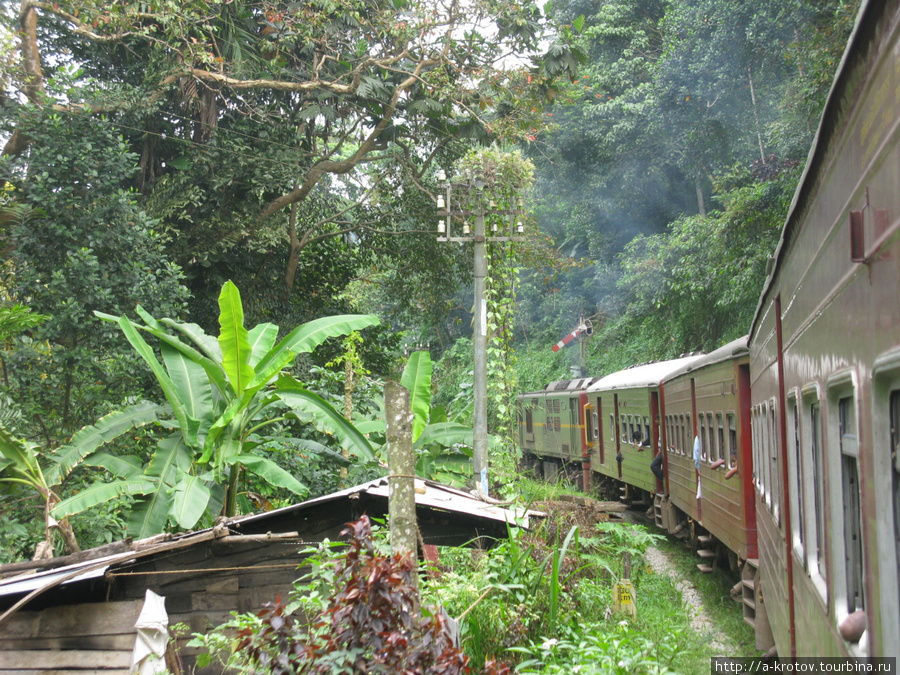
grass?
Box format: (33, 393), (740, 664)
(492, 472), (760, 671)
(655, 535), (758, 657)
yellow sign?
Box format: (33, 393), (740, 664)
(612, 580), (637, 618)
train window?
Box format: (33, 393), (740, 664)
(682, 413), (690, 455)
(838, 395), (865, 616)
(809, 400), (826, 582)
(699, 414), (708, 461)
(755, 408), (762, 491)
(592, 411), (599, 440)
(770, 403), (780, 523)
(761, 405), (771, 506)
(610, 413), (615, 442)
(585, 406), (594, 441)
(842, 453), (865, 614)
(762, 403), (773, 508)
(751, 406), (761, 493)
(727, 413), (737, 469)
(620, 416), (627, 441)
(526, 407), (534, 434)
(716, 413), (724, 464)
(788, 395), (805, 562)
(891, 391), (900, 627)
(643, 417), (651, 448)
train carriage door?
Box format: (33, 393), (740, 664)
(738, 363), (757, 559)
(580, 391), (591, 490)
(597, 397), (605, 465)
(614, 394), (623, 478)
(525, 403), (534, 443)
(569, 396), (580, 458)
(650, 391), (662, 493)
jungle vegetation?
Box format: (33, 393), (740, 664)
(0, 0), (857, 560)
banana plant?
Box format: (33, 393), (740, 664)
(51, 280), (379, 538)
(356, 351), (477, 486)
(0, 424), (82, 555)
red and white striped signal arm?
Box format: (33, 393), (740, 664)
(551, 322), (590, 352)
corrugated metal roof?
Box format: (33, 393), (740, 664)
(0, 554), (126, 596)
(0, 479), (534, 601)
(231, 477), (536, 529)
(587, 355), (704, 392)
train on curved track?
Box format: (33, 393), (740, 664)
(516, 0), (900, 658)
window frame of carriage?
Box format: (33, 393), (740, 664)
(787, 389), (805, 567)
(800, 381), (828, 605)
(826, 369), (864, 635)
(872, 348), (900, 652)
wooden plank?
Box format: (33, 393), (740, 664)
(169, 610), (234, 635)
(0, 634), (134, 652)
(192, 592), (237, 612)
(238, 583), (298, 613)
(205, 576), (239, 595)
(0, 649), (132, 669)
(0, 601), (142, 641)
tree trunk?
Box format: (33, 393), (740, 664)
(1, 0), (45, 179)
(696, 184), (707, 218)
(385, 380), (418, 599)
(225, 464), (241, 517)
(748, 66), (766, 164)
(284, 190), (301, 296)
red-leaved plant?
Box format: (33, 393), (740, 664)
(235, 516), (511, 674)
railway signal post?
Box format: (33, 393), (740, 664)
(436, 169), (525, 498)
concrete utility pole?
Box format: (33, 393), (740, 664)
(385, 380), (417, 595)
(436, 171), (524, 499)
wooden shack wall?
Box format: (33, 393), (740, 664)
(0, 599), (144, 674)
(110, 537), (329, 672)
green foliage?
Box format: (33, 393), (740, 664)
(192, 516), (486, 675)
(512, 621), (684, 674)
(400, 351), (433, 443)
(614, 173), (796, 353)
(0, 108), (189, 441)
(429, 506), (663, 669)
(514, 0), (856, 370)
(50, 281), (380, 537)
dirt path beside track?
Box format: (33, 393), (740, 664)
(644, 545), (735, 654)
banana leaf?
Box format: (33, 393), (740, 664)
(400, 351), (432, 443)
